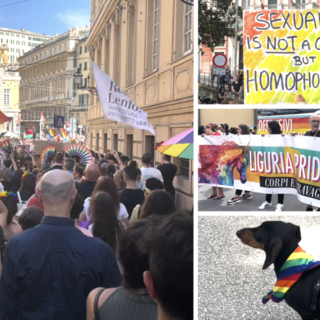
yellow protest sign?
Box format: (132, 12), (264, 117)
(244, 10), (320, 104)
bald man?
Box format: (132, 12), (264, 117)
(0, 170), (121, 320)
(76, 163), (100, 200)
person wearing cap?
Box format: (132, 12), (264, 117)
(201, 123), (225, 200)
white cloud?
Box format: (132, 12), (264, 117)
(55, 8), (90, 28)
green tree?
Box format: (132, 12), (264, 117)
(199, 0), (242, 54)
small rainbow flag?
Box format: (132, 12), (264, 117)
(61, 128), (69, 140)
(48, 127), (55, 138)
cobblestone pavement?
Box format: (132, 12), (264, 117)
(198, 216), (320, 320)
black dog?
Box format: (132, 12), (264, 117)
(237, 221), (320, 320)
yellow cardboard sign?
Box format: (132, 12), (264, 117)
(244, 10), (320, 104)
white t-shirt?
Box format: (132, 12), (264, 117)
(83, 198), (129, 221)
(140, 167), (164, 188)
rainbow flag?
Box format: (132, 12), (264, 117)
(48, 127), (55, 138)
(61, 128), (69, 140)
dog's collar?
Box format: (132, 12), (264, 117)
(262, 246), (320, 304)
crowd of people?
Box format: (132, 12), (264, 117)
(0, 140), (193, 320)
(199, 114), (320, 211)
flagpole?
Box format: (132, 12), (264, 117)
(234, 0), (239, 79)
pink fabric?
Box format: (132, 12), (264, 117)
(75, 225), (93, 237)
(27, 197), (44, 211)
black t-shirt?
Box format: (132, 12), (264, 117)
(304, 130), (320, 137)
(18, 190), (34, 202)
(76, 180), (97, 200)
(1, 181), (14, 192)
(46, 165), (64, 172)
(232, 81), (241, 93)
(120, 189), (144, 218)
(157, 163), (177, 198)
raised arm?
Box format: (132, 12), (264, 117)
(9, 154), (18, 171)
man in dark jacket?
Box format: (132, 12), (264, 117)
(0, 170), (121, 320)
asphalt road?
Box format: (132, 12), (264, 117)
(198, 185), (309, 212)
(198, 216), (320, 320)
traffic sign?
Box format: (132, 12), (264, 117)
(212, 53), (227, 68)
(212, 68), (226, 76)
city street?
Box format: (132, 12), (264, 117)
(198, 216), (320, 320)
(199, 185), (308, 212)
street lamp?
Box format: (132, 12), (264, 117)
(73, 68), (98, 95)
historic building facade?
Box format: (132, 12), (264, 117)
(0, 27), (52, 64)
(87, 0), (193, 209)
(18, 27), (89, 133)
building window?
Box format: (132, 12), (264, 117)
(16, 41), (20, 45)
(16, 34), (20, 37)
(152, 0), (159, 71)
(84, 78), (87, 88)
(16, 49), (20, 53)
(180, 159), (190, 178)
(85, 46), (88, 53)
(84, 62), (87, 70)
(184, 4), (192, 53)
(10, 40), (14, 44)
(79, 63), (82, 71)
(22, 41), (25, 45)
(4, 89), (10, 106)
(0, 39), (2, 43)
(10, 48), (14, 52)
(79, 46), (82, 54)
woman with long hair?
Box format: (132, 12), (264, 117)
(219, 123), (230, 135)
(259, 121), (285, 211)
(86, 220), (157, 320)
(18, 172), (36, 202)
(130, 178), (164, 225)
(227, 124), (252, 204)
(90, 192), (124, 253)
(0, 169), (13, 192)
(202, 123), (225, 200)
(0, 193), (22, 241)
(139, 190), (176, 220)
(12, 170), (23, 193)
(83, 177), (129, 227)
(217, 87), (227, 104)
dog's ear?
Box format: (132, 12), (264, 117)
(287, 223), (301, 243)
(263, 237), (282, 270)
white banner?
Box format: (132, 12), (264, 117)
(199, 134), (320, 207)
(92, 62), (155, 135)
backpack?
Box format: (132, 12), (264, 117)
(16, 192), (35, 216)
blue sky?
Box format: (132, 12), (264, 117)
(0, 0), (91, 35)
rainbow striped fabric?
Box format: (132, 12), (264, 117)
(48, 127), (55, 138)
(262, 246), (320, 304)
(61, 128), (69, 140)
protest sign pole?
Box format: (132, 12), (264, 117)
(234, 0), (239, 79)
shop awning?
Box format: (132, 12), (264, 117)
(0, 110), (10, 125)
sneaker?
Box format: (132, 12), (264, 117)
(227, 197), (241, 205)
(259, 201), (272, 210)
(275, 204), (284, 212)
